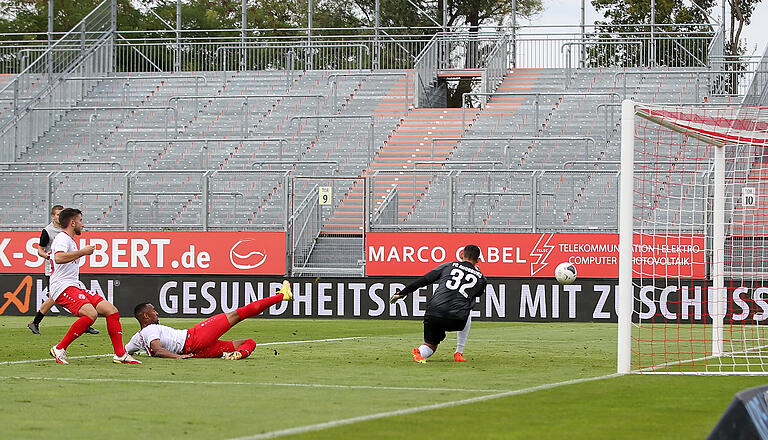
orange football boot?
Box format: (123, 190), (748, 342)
(412, 348), (426, 363)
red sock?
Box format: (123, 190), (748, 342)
(106, 312), (126, 357)
(235, 339), (256, 358)
(236, 294), (283, 320)
(57, 315), (95, 350)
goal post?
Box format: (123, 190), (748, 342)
(618, 100), (768, 375)
(617, 99), (634, 374)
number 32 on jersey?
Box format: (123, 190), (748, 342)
(445, 268), (478, 298)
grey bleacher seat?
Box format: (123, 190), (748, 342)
(1, 64), (709, 233)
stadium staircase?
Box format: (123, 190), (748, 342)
(291, 72), (414, 271)
(322, 107), (479, 234)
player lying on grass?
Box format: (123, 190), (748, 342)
(389, 244), (487, 363)
(125, 281), (292, 360)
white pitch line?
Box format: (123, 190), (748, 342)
(0, 337), (367, 366)
(0, 375), (506, 394)
(0, 354), (112, 365)
(257, 337), (366, 346)
(227, 373), (624, 440)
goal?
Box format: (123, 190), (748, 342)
(618, 100), (768, 374)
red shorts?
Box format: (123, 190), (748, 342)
(55, 286), (104, 315)
(182, 313), (236, 358)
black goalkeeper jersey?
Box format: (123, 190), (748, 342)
(400, 261), (488, 321)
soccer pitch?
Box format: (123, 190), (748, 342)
(1, 317), (766, 439)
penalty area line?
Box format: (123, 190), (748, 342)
(227, 373), (623, 440)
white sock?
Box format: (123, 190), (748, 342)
(418, 344), (435, 359)
(456, 316), (471, 353)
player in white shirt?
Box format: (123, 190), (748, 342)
(48, 208), (141, 365)
(28, 204), (98, 335)
(126, 281), (293, 360)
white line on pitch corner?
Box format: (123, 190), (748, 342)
(0, 337), (365, 366)
(0, 376), (506, 394)
(227, 373), (624, 440)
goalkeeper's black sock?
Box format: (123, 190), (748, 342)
(32, 312), (45, 326)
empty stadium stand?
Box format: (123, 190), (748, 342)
(1, 11), (760, 274)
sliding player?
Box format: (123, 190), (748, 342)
(390, 244), (487, 363)
(125, 281), (292, 360)
(48, 208), (140, 365)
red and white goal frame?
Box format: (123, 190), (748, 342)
(618, 100), (768, 375)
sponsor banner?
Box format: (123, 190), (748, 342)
(0, 231), (286, 275)
(3, 274), (764, 324)
(366, 232), (706, 278)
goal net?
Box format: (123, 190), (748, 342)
(618, 101), (768, 375)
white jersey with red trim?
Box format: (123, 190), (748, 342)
(49, 231), (86, 300)
(125, 324), (188, 356)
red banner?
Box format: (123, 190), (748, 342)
(0, 231), (286, 275)
(366, 232), (706, 278)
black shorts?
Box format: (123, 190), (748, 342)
(423, 315), (468, 346)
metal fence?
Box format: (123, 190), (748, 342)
(367, 169), (624, 232)
(113, 29), (434, 72)
(0, 169), (289, 231)
(290, 176), (366, 276)
(0, 0), (114, 162)
(414, 32), (507, 107)
(483, 34), (508, 94)
(0, 22), (726, 77)
(0, 168), (716, 276)
(742, 44), (768, 106)
(512, 23), (716, 69)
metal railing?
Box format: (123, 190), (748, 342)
(0, 0), (115, 162)
(327, 72), (410, 113)
(290, 184), (321, 271)
(370, 184), (399, 226)
(1, 167), (647, 233)
(0, 169), (290, 231)
(483, 34), (508, 94)
(513, 24), (715, 69)
(742, 44), (768, 106)
(168, 93), (326, 137)
(427, 136), (597, 164)
(113, 30), (433, 72)
(461, 91), (620, 132)
(0, 22), (724, 75)
(217, 43), (370, 71)
(413, 33), (439, 108)
(289, 115), (375, 162)
(413, 32), (506, 108)
(366, 169), (630, 232)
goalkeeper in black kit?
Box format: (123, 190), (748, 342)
(390, 244), (487, 363)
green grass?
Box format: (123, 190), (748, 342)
(1, 316), (766, 439)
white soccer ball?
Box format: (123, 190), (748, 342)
(554, 262), (577, 285)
